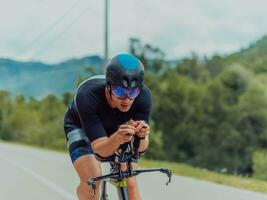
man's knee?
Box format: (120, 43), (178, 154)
(125, 163), (139, 191)
(79, 169), (102, 183)
(74, 155), (102, 200)
(127, 177), (138, 191)
(77, 181), (100, 200)
(74, 155), (101, 181)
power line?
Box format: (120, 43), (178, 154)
(104, 0), (109, 68)
(30, 5), (91, 60)
(18, 0), (83, 56)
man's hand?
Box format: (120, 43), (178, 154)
(115, 124), (135, 144)
(128, 120), (150, 138)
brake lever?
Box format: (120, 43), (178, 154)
(87, 179), (96, 198)
(166, 169), (172, 185)
(160, 169), (172, 185)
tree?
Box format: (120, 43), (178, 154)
(0, 91), (13, 140)
(129, 38), (165, 75)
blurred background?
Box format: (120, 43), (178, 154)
(1, 0), (267, 196)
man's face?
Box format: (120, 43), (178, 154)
(111, 94), (134, 112)
(108, 85), (140, 112)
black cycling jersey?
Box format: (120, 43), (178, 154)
(64, 75), (152, 143)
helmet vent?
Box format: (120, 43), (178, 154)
(131, 79), (137, 88)
(122, 77), (129, 88)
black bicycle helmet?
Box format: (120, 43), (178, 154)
(106, 53), (145, 89)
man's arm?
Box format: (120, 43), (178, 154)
(91, 135), (121, 158)
(91, 124), (136, 157)
(129, 120), (150, 152)
(138, 136), (149, 152)
(132, 87), (152, 153)
(75, 91), (109, 142)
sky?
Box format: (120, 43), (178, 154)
(1, 0), (267, 63)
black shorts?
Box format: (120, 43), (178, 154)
(65, 128), (95, 163)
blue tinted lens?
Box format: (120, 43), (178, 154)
(111, 86), (140, 100)
(128, 88), (140, 99)
(111, 86), (127, 99)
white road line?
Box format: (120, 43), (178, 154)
(0, 154), (76, 200)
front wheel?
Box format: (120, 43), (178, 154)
(117, 186), (129, 200)
(100, 181), (109, 200)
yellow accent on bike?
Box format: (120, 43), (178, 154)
(115, 180), (127, 187)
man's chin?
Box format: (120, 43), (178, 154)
(118, 105), (131, 112)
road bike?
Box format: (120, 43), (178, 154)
(87, 136), (172, 200)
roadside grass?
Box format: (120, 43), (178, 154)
(1, 140), (267, 194)
(139, 159), (267, 194)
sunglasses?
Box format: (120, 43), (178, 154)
(111, 86), (140, 100)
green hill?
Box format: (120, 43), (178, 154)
(223, 35), (267, 73)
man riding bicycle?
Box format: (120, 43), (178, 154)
(64, 53), (152, 200)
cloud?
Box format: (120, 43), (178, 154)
(1, 0), (267, 63)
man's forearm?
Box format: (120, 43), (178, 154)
(138, 136), (149, 152)
(92, 135), (121, 157)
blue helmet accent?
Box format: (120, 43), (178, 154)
(106, 53), (145, 89)
(117, 54), (139, 70)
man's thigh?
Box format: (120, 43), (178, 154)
(65, 128), (101, 180)
(74, 154), (101, 181)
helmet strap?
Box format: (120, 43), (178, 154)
(106, 83), (113, 100)
(108, 83), (112, 96)
(105, 84), (116, 108)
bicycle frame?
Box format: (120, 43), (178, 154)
(101, 178), (129, 200)
(90, 160), (131, 200)
(88, 136), (172, 199)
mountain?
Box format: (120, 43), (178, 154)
(0, 55), (103, 98)
(2, 35), (267, 98)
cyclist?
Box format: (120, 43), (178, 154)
(64, 53), (152, 200)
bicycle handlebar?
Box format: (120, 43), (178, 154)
(87, 129), (172, 198)
(87, 167), (172, 197)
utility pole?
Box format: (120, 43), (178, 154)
(104, 0), (109, 72)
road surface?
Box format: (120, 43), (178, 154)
(0, 142), (267, 200)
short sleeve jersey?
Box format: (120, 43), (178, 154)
(64, 76), (152, 142)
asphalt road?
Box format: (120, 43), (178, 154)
(0, 142), (267, 200)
